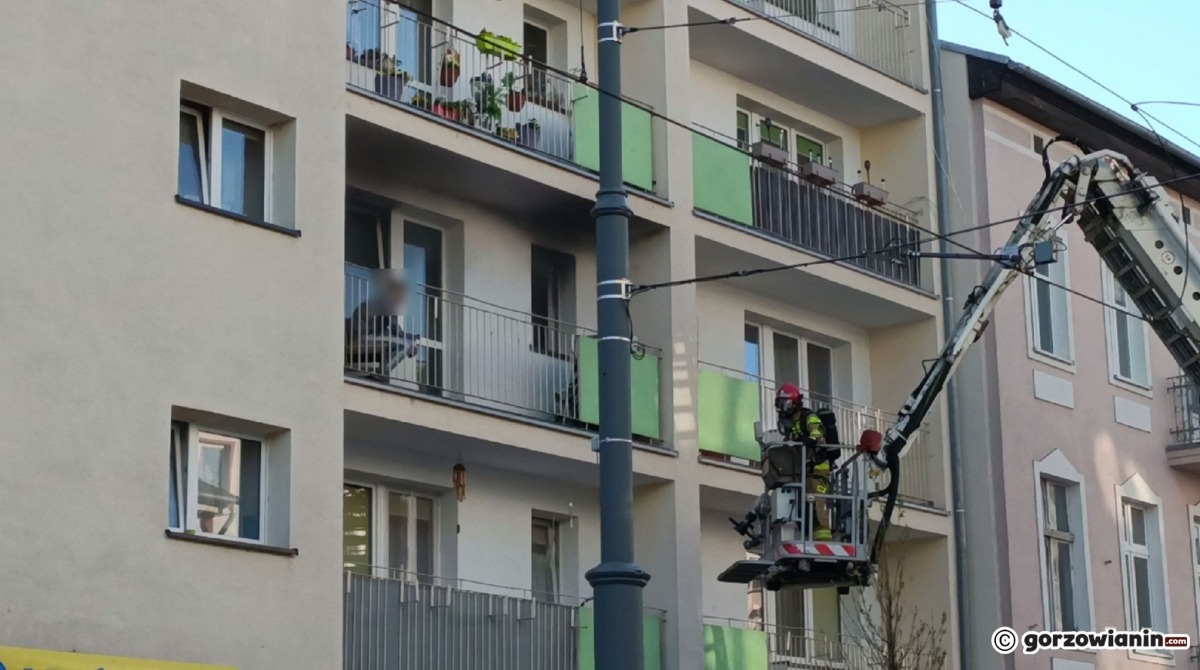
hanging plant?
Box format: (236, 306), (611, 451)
(502, 72), (527, 113)
(439, 48), (461, 86)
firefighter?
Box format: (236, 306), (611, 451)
(774, 384), (837, 541)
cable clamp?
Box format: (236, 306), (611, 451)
(598, 21), (626, 43)
(598, 278), (633, 299)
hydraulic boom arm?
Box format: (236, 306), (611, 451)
(872, 149), (1200, 561)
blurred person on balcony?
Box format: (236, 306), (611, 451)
(345, 269), (420, 377)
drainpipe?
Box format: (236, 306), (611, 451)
(924, 2), (971, 669)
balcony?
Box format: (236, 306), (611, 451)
(703, 617), (890, 670)
(345, 264), (664, 441)
(692, 133), (927, 291)
(712, 0), (921, 88)
(1168, 375), (1200, 471)
(345, 1), (655, 192)
(696, 362), (939, 508)
(345, 570), (667, 669)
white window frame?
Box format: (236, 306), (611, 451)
(746, 321), (835, 396)
(736, 108), (825, 166)
(344, 479), (439, 581)
(1116, 475), (1173, 663)
(1033, 450), (1094, 632)
(179, 105), (209, 204)
(1025, 244), (1076, 369)
(179, 103), (273, 222)
(1102, 264), (1152, 392)
(531, 515), (561, 599)
(170, 424), (268, 545)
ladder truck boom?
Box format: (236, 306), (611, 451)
(722, 148), (1200, 590)
(873, 149), (1200, 562)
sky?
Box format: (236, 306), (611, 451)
(935, 0), (1200, 155)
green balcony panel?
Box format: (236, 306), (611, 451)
(577, 607), (663, 670)
(703, 624), (768, 670)
(692, 134), (752, 225)
(697, 370), (760, 460)
(579, 337), (662, 440)
(573, 85), (655, 192)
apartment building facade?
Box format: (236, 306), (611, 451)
(0, 0), (957, 668)
(942, 44), (1200, 670)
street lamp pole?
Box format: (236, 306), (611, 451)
(584, 2), (650, 668)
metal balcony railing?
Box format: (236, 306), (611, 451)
(750, 158), (924, 288)
(726, 0), (920, 87)
(1169, 375), (1200, 447)
(344, 569), (667, 670)
(697, 362), (939, 508)
(344, 264), (664, 439)
(345, 0), (658, 191)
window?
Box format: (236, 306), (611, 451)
(773, 588), (841, 659)
(524, 22), (548, 65)
(737, 108), (825, 165)
(342, 482), (436, 580)
(531, 246), (575, 354)
(1103, 268), (1150, 387)
(1122, 503), (1157, 628)
(1043, 480), (1077, 630)
(1116, 475), (1170, 658)
(1034, 450), (1093, 631)
(745, 321), (835, 402)
(169, 422), (264, 542)
(1027, 247), (1073, 362)
(177, 102), (272, 222)
(531, 516), (559, 599)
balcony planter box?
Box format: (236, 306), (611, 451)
(797, 157), (839, 187)
(751, 141), (789, 167)
(476, 30), (521, 61)
(852, 181), (889, 207)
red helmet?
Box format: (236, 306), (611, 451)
(775, 383), (803, 415)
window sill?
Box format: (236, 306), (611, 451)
(1028, 347), (1076, 374)
(175, 195), (301, 238)
(165, 529), (298, 556)
(1110, 375), (1154, 399)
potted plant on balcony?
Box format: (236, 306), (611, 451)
(452, 99), (477, 126)
(439, 48), (461, 86)
(497, 126), (519, 142)
(502, 72), (527, 113)
(476, 29), (521, 61)
(374, 55), (411, 102)
(432, 97), (460, 122)
(797, 154), (840, 188)
(471, 74), (503, 131)
(410, 92), (434, 110)
(517, 119), (541, 148)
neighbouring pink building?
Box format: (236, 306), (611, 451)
(942, 44), (1200, 670)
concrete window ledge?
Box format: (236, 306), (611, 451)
(174, 195), (302, 238)
(164, 529), (298, 557)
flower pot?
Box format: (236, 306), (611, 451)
(374, 74), (407, 102)
(518, 124), (541, 149)
(506, 90), (527, 113)
(440, 63), (460, 86)
(498, 127), (519, 142)
(433, 103), (461, 123)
